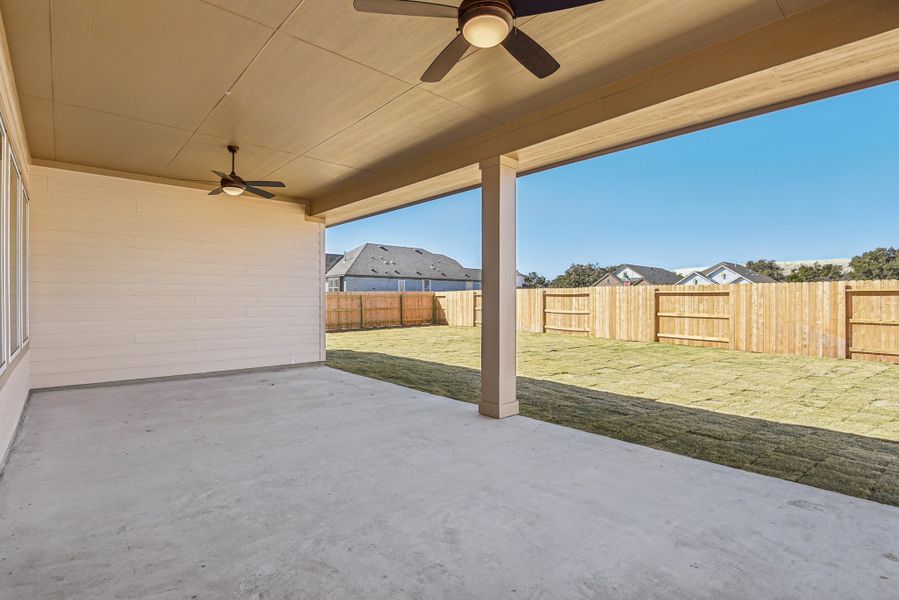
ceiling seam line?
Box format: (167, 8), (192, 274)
(412, 86), (502, 124)
(159, 0), (309, 177)
(290, 87), (420, 164)
(285, 12), (540, 94)
(244, 151), (308, 184)
(49, 100), (197, 133)
(279, 32), (414, 87)
(260, 153), (373, 181)
(195, 0), (279, 29)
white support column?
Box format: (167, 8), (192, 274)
(479, 155), (519, 419)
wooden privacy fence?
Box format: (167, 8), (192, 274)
(326, 292), (440, 331)
(327, 281), (899, 363)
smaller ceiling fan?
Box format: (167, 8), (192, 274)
(353, 0), (606, 82)
(209, 145), (285, 199)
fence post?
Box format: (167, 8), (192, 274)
(359, 294), (364, 330)
(400, 293), (404, 327)
(652, 288), (659, 342)
(729, 288), (736, 350)
(843, 285), (852, 360)
(541, 289), (547, 333)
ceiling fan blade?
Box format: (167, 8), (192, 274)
(421, 34), (471, 83)
(243, 180), (286, 188)
(510, 0), (604, 18)
(209, 187), (224, 195)
(212, 169), (230, 180)
(353, 0), (457, 18)
(501, 29), (560, 79)
(245, 185), (275, 199)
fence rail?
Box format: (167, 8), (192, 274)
(327, 280), (899, 364)
(326, 292), (440, 331)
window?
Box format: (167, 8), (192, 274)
(398, 280), (405, 292)
(0, 121), (4, 372)
(423, 279), (431, 292)
(326, 278), (339, 292)
(22, 190), (28, 343)
(0, 114), (29, 369)
(8, 154), (20, 356)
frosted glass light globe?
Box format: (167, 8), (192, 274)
(462, 13), (511, 48)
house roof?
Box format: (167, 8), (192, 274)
(677, 271), (715, 285)
(702, 262), (777, 283)
(618, 264), (682, 285)
(325, 253), (343, 273)
(326, 244), (480, 281)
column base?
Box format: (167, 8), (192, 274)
(479, 401), (520, 419)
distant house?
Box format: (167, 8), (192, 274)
(677, 271), (716, 286)
(326, 244), (484, 292)
(676, 262), (776, 285)
(595, 264), (682, 287)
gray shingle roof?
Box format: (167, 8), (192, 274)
(325, 253), (343, 273)
(702, 262), (776, 283)
(620, 264), (682, 285)
(325, 244), (480, 281)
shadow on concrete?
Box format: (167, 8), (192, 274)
(327, 349), (899, 507)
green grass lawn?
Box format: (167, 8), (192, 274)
(327, 326), (899, 506)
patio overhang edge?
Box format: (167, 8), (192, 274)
(309, 0), (899, 225)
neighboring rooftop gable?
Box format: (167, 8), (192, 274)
(325, 244), (479, 281)
(702, 262), (776, 283)
(677, 271), (715, 285)
(616, 264), (682, 285)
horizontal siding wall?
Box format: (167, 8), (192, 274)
(29, 166), (324, 388)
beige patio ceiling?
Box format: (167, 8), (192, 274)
(4, 0), (899, 224)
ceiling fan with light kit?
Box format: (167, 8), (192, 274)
(352, 0), (606, 82)
(208, 145), (286, 199)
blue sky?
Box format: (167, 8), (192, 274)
(327, 81), (899, 279)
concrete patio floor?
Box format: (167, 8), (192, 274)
(1, 366), (897, 599)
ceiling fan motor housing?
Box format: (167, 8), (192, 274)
(459, 0), (514, 48)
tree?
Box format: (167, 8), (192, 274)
(745, 259), (785, 282)
(786, 262), (845, 282)
(522, 272), (548, 288)
(849, 247), (899, 280)
(550, 263), (619, 288)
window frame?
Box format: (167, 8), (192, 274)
(8, 150), (22, 362)
(22, 187), (28, 344)
(0, 115), (6, 377)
